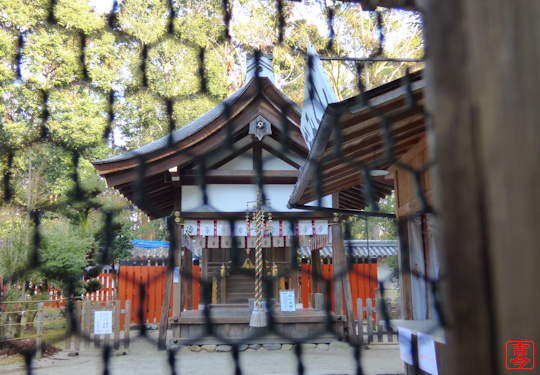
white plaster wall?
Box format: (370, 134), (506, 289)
(182, 184), (331, 212)
(216, 150), (299, 171)
(260, 150), (297, 170)
(218, 151), (254, 170)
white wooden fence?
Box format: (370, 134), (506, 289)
(64, 299), (131, 351)
(357, 297), (402, 344)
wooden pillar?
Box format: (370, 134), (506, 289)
(397, 216), (413, 320)
(184, 249), (193, 310)
(332, 195), (344, 315)
(426, 1), (540, 373)
(289, 246), (299, 303)
(311, 249), (324, 306)
(171, 188), (183, 338)
(332, 194), (358, 343)
(201, 247), (208, 305)
(158, 184), (182, 349)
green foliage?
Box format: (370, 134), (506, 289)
(173, 95), (220, 128)
(118, 0), (169, 45)
(0, 0), (422, 291)
(85, 279), (103, 294)
(348, 192), (397, 240)
(387, 255), (400, 288)
(39, 219), (91, 284)
(54, 0), (105, 34)
(0, 207), (28, 281)
(47, 87), (108, 153)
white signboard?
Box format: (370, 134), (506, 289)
(418, 332), (439, 375)
(94, 311), (113, 335)
(280, 290), (296, 312)
(398, 327), (413, 365)
(173, 267), (180, 283)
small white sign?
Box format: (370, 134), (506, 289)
(94, 311), (113, 335)
(418, 332), (439, 375)
(398, 327), (413, 365)
(280, 291), (296, 312)
(173, 267), (180, 283)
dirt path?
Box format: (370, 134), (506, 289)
(1, 331), (404, 375)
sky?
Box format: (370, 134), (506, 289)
(88, 0), (117, 14)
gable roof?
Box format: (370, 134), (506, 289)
(93, 75), (306, 219)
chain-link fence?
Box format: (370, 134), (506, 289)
(0, 1), (441, 374)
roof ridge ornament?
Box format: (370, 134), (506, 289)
(245, 51), (275, 85)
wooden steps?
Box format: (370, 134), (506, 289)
(225, 274), (255, 304)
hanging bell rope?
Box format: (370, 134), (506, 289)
(250, 188), (267, 327)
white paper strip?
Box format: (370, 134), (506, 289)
(418, 332), (439, 375)
(207, 236), (220, 248)
(234, 221), (248, 236)
(194, 237), (205, 248)
(399, 327), (413, 365)
(273, 236), (285, 247)
(234, 236), (246, 249)
(216, 221), (231, 236)
(199, 220), (215, 237)
(183, 220), (198, 236)
(247, 237), (257, 248)
(298, 220), (314, 236)
(281, 222), (294, 237)
(221, 236), (233, 248)
(314, 220), (328, 235)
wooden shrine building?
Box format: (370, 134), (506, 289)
(288, 69), (448, 373)
(93, 53), (342, 346)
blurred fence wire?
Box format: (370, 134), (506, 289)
(0, 1), (438, 374)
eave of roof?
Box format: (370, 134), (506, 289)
(92, 76), (304, 219)
(288, 70), (425, 210)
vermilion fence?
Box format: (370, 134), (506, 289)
(301, 263), (378, 320)
(42, 274), (115, 308)
(117, 264), (201, 328)
(86, 274), (115, 302)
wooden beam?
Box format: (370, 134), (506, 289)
(179, 169), (300, 185)
(322, 121), (426, 172)
(179, 211), (333, 220)
(260, 143), (302, 169)
(252, 142), (262, 171)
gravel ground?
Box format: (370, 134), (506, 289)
(1, 331), (405, 375)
